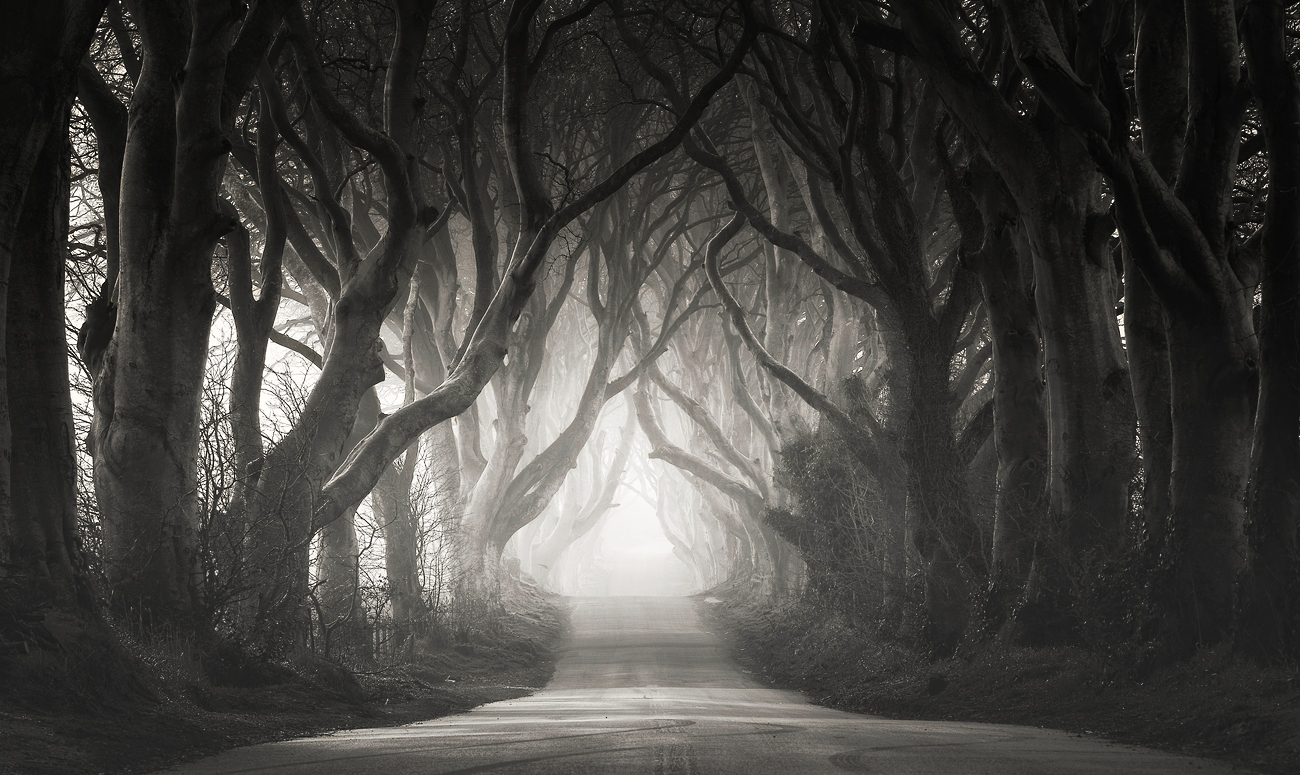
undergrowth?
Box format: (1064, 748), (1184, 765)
(703, 591), (1300, 775)
(0, 584), (569, 775)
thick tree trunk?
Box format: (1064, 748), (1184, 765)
(531, 511), (582, 588)
(700, 492), (758, 591)
(316, 505), (368, 657)
(376, 459), (424, 624)
(482, 381), (614, 563)
(1124, 263), (1173, 547)
(455, 285), (556, 587)
(92, 0), (265, 630)
(1013, 195), (1135, 643)
(1029, 197), (1135, 556)
(994, 0), (1250, 659)
(972, 206), (1048, 630)
(895, 330), (983, 656)
(463, 270), (637, 587)
(233, 0), (440, 652)
(315, 0), (754, 538)
(894, 3), (1138, 631)
(5, 103), (91, 611)
(458, 399), (529, 590)
(1161, 315), (1254, 653)
(422, 421), (461, 572)
(0, 0), (107, 611)
(421, 230), (484, 493)
(95, 242), (214, 627)
(244, 371), (385, 651)
(1238, 0), (1300, 663)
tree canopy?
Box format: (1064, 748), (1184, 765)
(1, 0), (1297, 673)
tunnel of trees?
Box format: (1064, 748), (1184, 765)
(1, 0), (1298, 680)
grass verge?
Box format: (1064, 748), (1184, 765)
(702, 592), (1300, 774)
(0, 587), (569, 775)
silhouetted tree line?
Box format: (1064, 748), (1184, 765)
(0, 0), (1296, 679)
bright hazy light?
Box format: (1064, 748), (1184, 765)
(576, 495), (693, 597)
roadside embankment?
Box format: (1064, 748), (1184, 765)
(0, 585), (569, 775)
(702, 592), (1300, 775)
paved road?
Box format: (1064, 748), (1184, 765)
(163, 597), (1241, 774)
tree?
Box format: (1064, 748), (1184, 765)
(1, 0), (106, 614)
(87, 0), (286, 629)
(885, 0), (1138, 644)
(1239, 0), (1300, 662)
(673, 24), (991, 652)
(314, 0), (756, 563)
(986, 0), (1256, 656)
(529, 402), (636, 587)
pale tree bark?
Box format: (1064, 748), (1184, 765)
(653, 474), (712, 590)
(661, 313), (768, 591)
(315, 506), (364, 656)
(239, 0), (442, 650)
(467, 172), (723, 583)
(315, 389), (380, 656)
(528, 460), (591, 586)
(646, 354), (792, 595)
(406, 270), (462, 603)
(531, 403), (636, 586)
(649, 365), (768, 500)
(698, 479), (764, 592)
(373, 279), (430, 652)
(462, 265), (633, 583)
(457, 258), (578, 590)
(416, 229), (474, 500)
(742, 85), (806, 440)
(651, 306), (807, 597)
(224, 91), (286, 520)
(635, 382), (772, 591)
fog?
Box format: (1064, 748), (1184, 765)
(583, 499), (694, 597)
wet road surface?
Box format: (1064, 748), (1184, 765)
(161, 596), (1242, 774)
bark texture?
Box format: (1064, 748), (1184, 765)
(6, 102), (91, 611)
(1238, 0), (1300, 662)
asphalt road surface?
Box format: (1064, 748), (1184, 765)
(162, 597), (1241, 774)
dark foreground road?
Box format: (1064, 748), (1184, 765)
(161, 597), (1241, 774)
